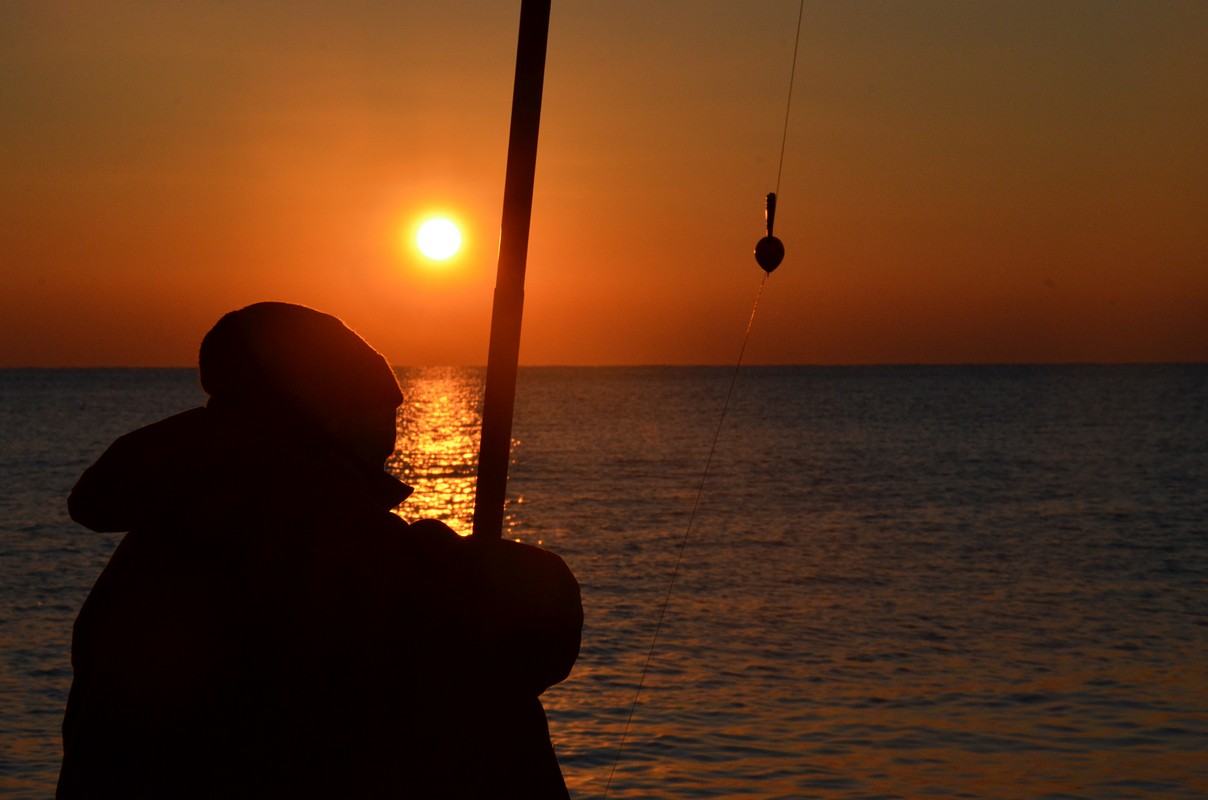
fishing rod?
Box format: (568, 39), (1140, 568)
(470, 0), (790, 539)
(472, 0), (551, 541)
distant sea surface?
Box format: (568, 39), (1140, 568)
(2, 365), (1206, 799)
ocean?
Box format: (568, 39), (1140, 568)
(1, 365), (1206, 798)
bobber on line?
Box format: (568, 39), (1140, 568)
(754, 192), (784, 273)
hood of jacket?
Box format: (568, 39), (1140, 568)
(68, 406), (412, 540)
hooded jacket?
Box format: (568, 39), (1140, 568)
(58, 405), (581, 799)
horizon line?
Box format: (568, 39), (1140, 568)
(3, 361), (1206, 370)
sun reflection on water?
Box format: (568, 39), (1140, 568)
(387, 368), (485, 535)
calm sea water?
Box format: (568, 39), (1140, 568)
(1, 365), (1206, 799)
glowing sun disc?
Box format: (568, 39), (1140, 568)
(416, 217), (462, 260)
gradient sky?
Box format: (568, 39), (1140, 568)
(3, 1), (1206, 366)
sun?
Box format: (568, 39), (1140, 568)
(416, 217), (462, 261)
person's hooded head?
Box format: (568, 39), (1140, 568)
(198, 302), (403, 468)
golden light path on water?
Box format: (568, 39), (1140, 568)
(386, 367), (525, 539)
(387, 368), (480, 534)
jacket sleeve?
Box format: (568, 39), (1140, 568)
(476, 538), (583, 694)
(405, 520), (583, 696)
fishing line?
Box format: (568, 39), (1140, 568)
(775, 0), (806, 197)
(601, 275), (768, 800)
(600, 3), (802, 796)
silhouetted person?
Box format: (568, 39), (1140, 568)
(58, 302), (581, 798)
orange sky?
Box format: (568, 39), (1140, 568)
(2, 1), (1206, 366)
